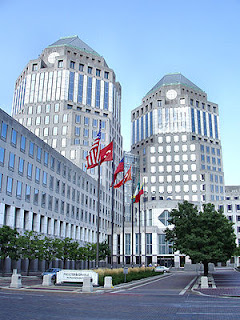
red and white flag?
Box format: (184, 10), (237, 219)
(86, 127), (101, 169)
(113, 167), (132, 189)
(99, 141), (113, 164)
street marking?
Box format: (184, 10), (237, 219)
(179, 276), (197, 295)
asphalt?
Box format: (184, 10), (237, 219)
(1, 267), (239, 298)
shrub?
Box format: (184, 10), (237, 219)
(94, 267), (161, 286)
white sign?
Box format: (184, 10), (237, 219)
(56, 270), (98, 286)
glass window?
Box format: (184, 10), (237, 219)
(29, 141), (34, 157)
(18, 158), (24, 175)
(54, 103), (60, 112)
(104, 71), (109, 79)
(20, 136), (26, 152)
(11, 129), (17, 146)
(87, 77), (92, 105)
(70, 61), (75, 69)
(83, 117), (89, 128)
(28, 106), (33, 114)
(50, 156), (55, 170)
(46, 104), (51, 113)
(45, 115), (50, 125)
(16, 181), (22, 199)
(79, 64), (84, 72)
(35, 167), (40, 183)
(88, 66), (92, 74)
(43, 171), (47, 186)
(0, 147), (5, 165)
(146, 233), (152, 254)
(75, 115), (81, 124)
(37, 147), (42, 162)
(63, 114), (68, 123)
(27, 163), (33, 179)
(37, 105), (41, 114)
(53, 115), (59, 123)
(25, 184), (31, 202)
(0, 173), (2, 191)
(53, 127), (58, 136)
(96, 69), (101, 76)
(34, 189), (39, 204)
(44, 151), (49, 166)
(58, 60), (63, 68)
(1, 122), (8, 140)
(8, 152), (15, 170)
(6, 177), (13, 194)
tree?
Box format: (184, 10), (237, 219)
(55, 238), (78, 269)
(165, 201), (236, 275)
(42, 237), (63, 270)
(0, 226), (20, 275)
(19, 231), (44, 275)
(99, 241), (111, 261)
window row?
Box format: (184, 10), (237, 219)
(150, 144), (196, 154)
(69, 61), (109, 79)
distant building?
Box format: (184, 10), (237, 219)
(11, 36), (124, 237)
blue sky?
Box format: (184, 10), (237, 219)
(0, 0), (240, 185)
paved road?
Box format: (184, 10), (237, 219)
(1, 271), (240, 320)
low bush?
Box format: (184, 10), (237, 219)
(94, 267), (161, 286)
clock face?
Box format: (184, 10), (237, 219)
(48, 52), (60, 64)
(166, 89), (177, 100)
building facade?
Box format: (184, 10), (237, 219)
(114, 73), (226, 267)
(0, 108), (111, 243)
(11, 36), (123, 233)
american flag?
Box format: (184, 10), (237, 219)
(86, 124), (101, 169)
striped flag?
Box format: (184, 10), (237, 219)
(86, 126), (101, 169)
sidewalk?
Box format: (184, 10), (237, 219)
(0, 273), (167, 294)
(192, 269), (240, 298)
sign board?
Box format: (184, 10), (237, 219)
(123, 267), (128, 274)
(56, 270), (98, 286)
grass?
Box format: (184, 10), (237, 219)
(93, 267), (162, 286)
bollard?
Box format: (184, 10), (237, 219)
(104, 276), (112, 289)
(42, 274), (53, 286)
(10, 272), (22, 289)
(200, 276), (209, 288)
(82, 276), (93, 293)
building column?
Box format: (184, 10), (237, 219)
(71, 225), (76, 240)
(0, 202), (5, 225)
(42, 216), (48, 235)
(76, 226), (80, 240)
(55, 220), (60, 237)
(49, 218), (54, 235)
(152, 233), (158, 265)
(60, 221), (66, 238)
(25, 211), (33, 231)
(16, 208), (24, 230)
(33, 213), (40, 233)
(6, 205), (15, 228)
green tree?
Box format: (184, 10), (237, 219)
(42, 237), (63, 270)
(55, 238), (78, 269)
(0, 226), (20, 275)
(19, 231), (44, 275)
(99, 241), (111, 261)
(84, 243), (96, 269)
(165, 201), (236, 275)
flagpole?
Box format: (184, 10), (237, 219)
(111, 139), (115, 269)
(131, 179), (134, 268)
(96, 162), (100, 269)
(144, 179), (147, 267)
(138, 198), (141, 267)
(122, 180), (125, 267)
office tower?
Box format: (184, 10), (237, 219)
(131, 73), (224, 204)
(11, 36), (123, 233)
(128, 73), (225, 266)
